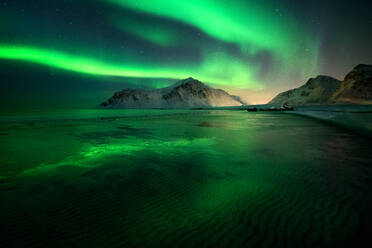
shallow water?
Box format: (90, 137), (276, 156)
(0, 109), (371, 247)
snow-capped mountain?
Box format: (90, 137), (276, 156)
(100, 77), (246, 108)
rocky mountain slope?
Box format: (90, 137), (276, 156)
(269, 76), (341, 105)
(330, 64), (372, 104)
(100, 77), (246, 108)
(269, 64), (372, 105)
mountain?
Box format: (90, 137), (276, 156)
(268, 76), (341, 105)
(100, 77), (246, 108)
(269, 64), (372, 105)
(330, 64), (372, 104)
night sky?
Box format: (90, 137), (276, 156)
(1, 0), (371, 109)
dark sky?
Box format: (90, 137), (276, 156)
(0, 0), (371, 108)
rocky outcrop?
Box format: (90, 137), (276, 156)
(330, 64), (372, 104)
(100, 77), (246, 108)
(269, 64), (372, 105)
(269, 76), (341, 105)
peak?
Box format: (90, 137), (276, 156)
(306, 76), (327, 82)
(345, 64), (372, 81)
(314, 75), (336, 80)
(174, 77), (203, 85)
(306, 75), (338, 84)
(354, 64), (372, 71)
(180, 77), (199, 83)
(168, 77), (206, 90)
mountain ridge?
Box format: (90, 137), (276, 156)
(268, 75), (341, 105)
(269, 64), (372, 105)
(330, 64), (372, 104)
(100, 77), (246, 108)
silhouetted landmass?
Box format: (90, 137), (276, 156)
(269, 64), (372, 105)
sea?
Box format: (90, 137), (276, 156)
(0, 106), (371, 247)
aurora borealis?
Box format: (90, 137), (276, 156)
(0, 0), (371, 108)
(1, 2), (372, 247)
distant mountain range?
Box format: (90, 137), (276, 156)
(269, 64), (372, 105)
(100, 64), (371, 109)
(100, 77), (246, 108)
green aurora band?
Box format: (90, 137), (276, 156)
(107, 0), (318, 62)
(112, 16), (181, 47)
(108, 0), (290, 49)
(0, 45), (261, 88)
(0, 0), (319, 90)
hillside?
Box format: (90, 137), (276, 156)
(100, 78), (246, 108)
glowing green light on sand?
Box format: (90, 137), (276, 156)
(21, 137), (215, 176)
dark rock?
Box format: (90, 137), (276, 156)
(331, 64), (372, 104)
(268, 64), (372, 105)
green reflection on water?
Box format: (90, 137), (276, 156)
(0, 109), (371, 247)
